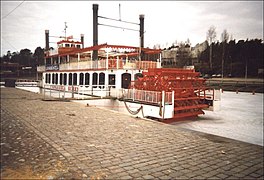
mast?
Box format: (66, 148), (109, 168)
(64, 22), (68, 40)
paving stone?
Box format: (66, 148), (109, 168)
(114, 171), (130, 178)
(159, 175), (173, 179)
(127, 168), (140, 175)
(142, 174), (155, 179)
(123, 166), (134, 171)
(120, 175), (133, 179)
(119, 162), (135, 168)
(1, 88), (263, 179)
(129, 172), (143, 179)
(151, 171), (166, 178)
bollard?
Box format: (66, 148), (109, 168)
(236, 90), (238, 94)
(252, 91), (255, 95)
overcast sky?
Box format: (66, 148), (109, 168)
(1, 1), (263, 56)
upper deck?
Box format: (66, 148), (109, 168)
(38, 43), (162, 72)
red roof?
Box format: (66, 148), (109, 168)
(57, 40), (82, 44)
(45, 43), (161, 58)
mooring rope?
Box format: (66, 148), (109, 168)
(123, 99), (143, 115)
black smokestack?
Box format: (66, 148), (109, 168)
(45, 30), (49, 51)
(93, 4), (98, 61)
(139, 14), (144, 48)
(81, 34), (84, 48)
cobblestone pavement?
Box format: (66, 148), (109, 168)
(1, 87), (263, 179)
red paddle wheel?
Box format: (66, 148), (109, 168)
(130, 68), (209, 119)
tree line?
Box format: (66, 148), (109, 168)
(198, 39), (263, 78)
(0, 47), (45, 70)
(199, 26), (263, 78)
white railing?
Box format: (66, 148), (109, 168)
(110, 88), (124, 98)
(123, 89), (173, 104)
(15, 79), (40, 87)
(43, 84), (117, 99)
(41, 83), (174, 104)
(135, 61), (157, 69)
(37, 59), (159, 72)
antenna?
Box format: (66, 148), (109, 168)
(64, 22), (68, 40)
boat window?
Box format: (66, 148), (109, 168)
(47, 74), (50, 84)
(79, 73), (84, 85)
(69, 73), (72, 85)
(65, 44), (70, 47)
(92, 73), (98, 88)
(59, 73), (63, 85)
(55, 73), (58, 84)
(76, 45), (81, 48)
(63, 73), (67, 85)
(52, 73), (55, 84)
(71, 44), (75, 47)
(99, 73), (105, 89)
(121, 73), (131, 89)
(73, 73), (77, 85)
(45, 74), (48, 83)
(85, 73), (90, 86)
(108, 74), (115, 88)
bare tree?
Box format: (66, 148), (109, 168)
(206, 25), (217, 70)
(221, 29), (229, 78)
(221, 29), (229, 42)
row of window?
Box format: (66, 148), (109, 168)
(45, 72), (106, 87)
(58, 43), (81, 48)
(44, 72), (143, 89)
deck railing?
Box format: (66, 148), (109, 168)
(123, 89), (173, 104)
(37, 59), (158, 72)
(15, 79), (40, 87)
